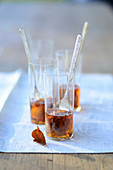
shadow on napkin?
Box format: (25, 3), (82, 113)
(0, 73), (29, 124)
(0, 69), (22, 112)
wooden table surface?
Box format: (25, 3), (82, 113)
(0, 2), (113, 170)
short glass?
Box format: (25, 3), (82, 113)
(56, 49), (82, 112)
(28, 57), (56, 125)
(44, 71), (74, 140)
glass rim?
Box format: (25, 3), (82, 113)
(55, 49), (73, 56)
(31, 38), (54, 45)
(28, 57), (57, 66)
(45, 72), (68, 77)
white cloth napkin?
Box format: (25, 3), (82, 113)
(0, 69), (22, 112)
(0, 73), (113, 153)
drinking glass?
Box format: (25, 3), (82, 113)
(28, 57), (56, 125)
(56, 49), (82, 112)
(30, 39), (54, 59)
(44, 71), (74, 140)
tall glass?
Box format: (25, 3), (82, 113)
(56, 49), (82, 112)
(30, 39), (54, 59)
(28, 57), (56, 125)
(44, 71), (74, 140)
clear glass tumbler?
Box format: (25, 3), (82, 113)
(44, 71), (74, 140)
(30, 39), (54, 59)
(28, 57), (56, 125)
(56, 49), (82, 112)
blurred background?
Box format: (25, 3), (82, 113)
(0, 0), (113, 7)
(0, 0), (113, 73)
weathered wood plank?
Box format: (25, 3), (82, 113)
(0, 154), (113, 170)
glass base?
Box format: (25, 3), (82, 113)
(31, 119), (45, 125)
(47, 133), (73, 141)
(74, 105), (81, 112)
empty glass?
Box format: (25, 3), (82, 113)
(30, 39), (54, 59)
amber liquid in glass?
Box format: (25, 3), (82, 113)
(46, 109), (73, 140)
(74, 84), (81, 111)
(59, 87), (66, 100)
(60, 84), (81, 112)
(30, 98), (45, 125)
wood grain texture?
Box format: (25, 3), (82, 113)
(0, 153), (113, 170)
